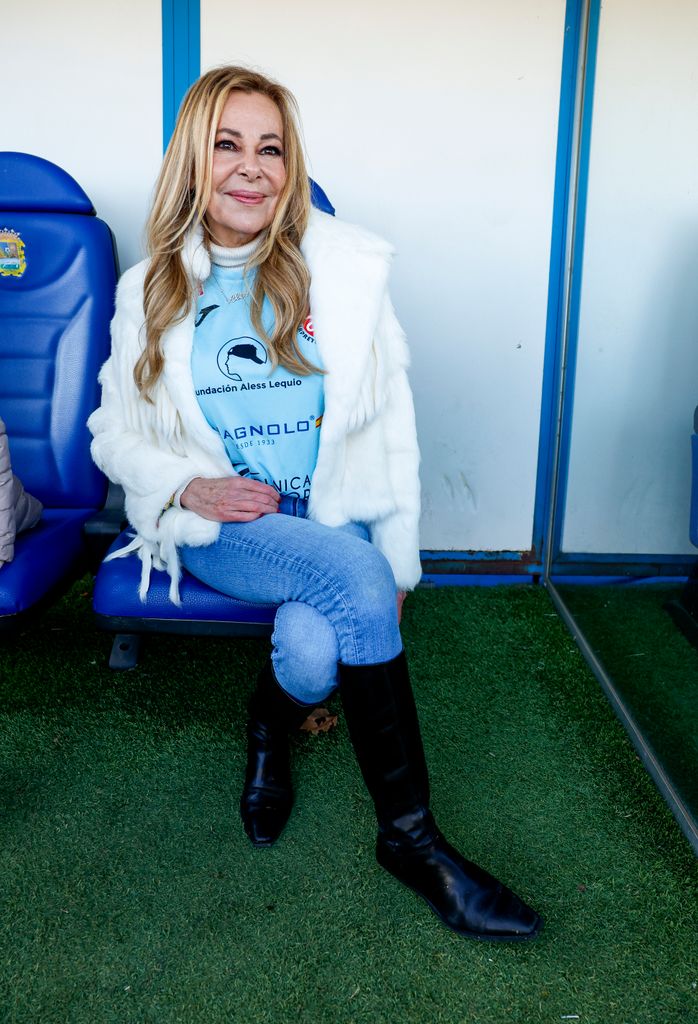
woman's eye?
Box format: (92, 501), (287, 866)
(213, 140), (283, 157)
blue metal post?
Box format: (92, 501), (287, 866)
(548, 0), (601, 565)
(532, 0), (601, 570)
(162, 0), (201, 152)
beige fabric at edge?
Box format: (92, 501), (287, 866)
(0, 416), (43, 565)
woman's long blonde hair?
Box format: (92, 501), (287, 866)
(135, 66), (314, 400)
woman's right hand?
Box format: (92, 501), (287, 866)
(180, 476), (280, 522)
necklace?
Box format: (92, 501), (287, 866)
(210, 271), (249, 305)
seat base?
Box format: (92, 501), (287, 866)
(108, 633), (142, 670)
(0, 509), (94, 623)
(93, 530), (277, 668)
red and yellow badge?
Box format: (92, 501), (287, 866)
(0, 228), (26, 278)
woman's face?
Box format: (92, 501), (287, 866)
(205, 90), (287, 247)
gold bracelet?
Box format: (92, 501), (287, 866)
(157, 493), (175, 525)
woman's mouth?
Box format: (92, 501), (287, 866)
(228, 191), (266, 205)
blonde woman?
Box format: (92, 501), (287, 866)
(89, 66), (541, 942)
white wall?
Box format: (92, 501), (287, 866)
(4, 2), (695, 559)
(562, 0), (698, 555)
(202, 0), (565, 552)
(1, 0), (567, 556)
(3, 0), (162, 273)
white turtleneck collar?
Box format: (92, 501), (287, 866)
(208, 232), (266, 270)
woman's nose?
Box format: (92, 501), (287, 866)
(239, 153), (262, 179)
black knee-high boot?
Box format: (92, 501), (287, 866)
(339, 651), (542, 941)
(240, 659), (314, 847)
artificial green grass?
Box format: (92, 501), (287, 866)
(1, 581), (697, 1023)
(557, 583), (698, 814)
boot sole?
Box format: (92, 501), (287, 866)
(404, 881), (541, 942)
(242, 821), (285, 848)
(249, 837), (276, 848)
(240, 797), (293, 848)
(379, 857), (543, 942)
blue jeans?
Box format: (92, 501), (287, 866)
(179, 499), (402, 704)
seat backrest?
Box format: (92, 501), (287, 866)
(0, 152), (117, 510)
(309, 179), (335, 216)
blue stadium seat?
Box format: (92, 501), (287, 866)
(0, 152), (116, 625)
(690, 409), (698, 549)
(663, 407), (698, 646)
(92, 179), (334, 669)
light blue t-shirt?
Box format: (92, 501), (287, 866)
(192, 264), (324, 499)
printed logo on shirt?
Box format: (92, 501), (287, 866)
(216, 336), (268, 380)
(232, 462), (313, 499)
(195, 304), (219, 327)
(297, 315), (315, 344)
(222, 415), (320, 442)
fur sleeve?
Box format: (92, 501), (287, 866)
(368, 296), (422, 590)
(87, 268), (212, 539)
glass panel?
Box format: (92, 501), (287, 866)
(549, 0), (698, 847)
(554, 582), (698, 821)
(561, 0), (698, 560)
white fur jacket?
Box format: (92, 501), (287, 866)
(88, 209), (422, 603)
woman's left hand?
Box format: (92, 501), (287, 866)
(397, 590), (407, 624)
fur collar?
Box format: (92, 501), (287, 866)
(179, 208), (394, 283)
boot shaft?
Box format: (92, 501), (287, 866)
(338, 651), (430, 825)
(250, 659), (315, 734)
